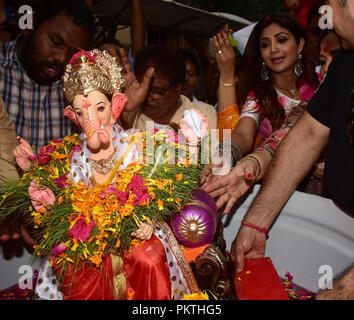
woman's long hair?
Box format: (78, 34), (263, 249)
(237, 12), (319, 130)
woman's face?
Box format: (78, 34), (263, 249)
(319, 32), (341, 78)
(259, 23), (304, 75)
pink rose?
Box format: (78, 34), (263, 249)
(116, 190), (130, 206)
(68, 218), (95, 242)
(27, 154), (39, 163)
(52, 138), (63, 144)
(45, 144), (57, 154)
(56, 174), (70, 189)
(127, 175), (149, 205)
(70, 51), (97, 65)
(52, 242), (68, 256)
(37, 146), (52, 165)
(28, 179), (56, 212)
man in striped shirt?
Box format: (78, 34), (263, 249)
(0, 0), (95, 150)
(0, 0), (94, 242)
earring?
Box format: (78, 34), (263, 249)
(260, 62), (269, 81)
(294, 53), (303, 77)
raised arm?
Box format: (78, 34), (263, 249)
(212, 32), (238, 112)
(119, 48), (154, 129)
(232, 110), (330, 271)
(130, 0), (145, 58)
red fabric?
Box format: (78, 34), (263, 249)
(53, 254), (115, 300)
(235, 257), (289, 300)
(123, 234), (171, 300)
(282, 0), (317, 29)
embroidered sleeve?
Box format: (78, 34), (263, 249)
(257, 101), (308, 157)
(239, 94), (261, 126)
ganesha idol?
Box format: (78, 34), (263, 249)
(12, 49), (219, 300)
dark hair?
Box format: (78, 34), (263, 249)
(237, 12), (319, 130)
(34, 0), (95, 36)
(96, 37), (123, 49)
(175, 48), (201, 76)
(307, 0), (326, 28)
(134, 45), (186, 86)
(319, 29), (340, 47)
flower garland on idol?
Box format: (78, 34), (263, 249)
(0, 129), (204, 274)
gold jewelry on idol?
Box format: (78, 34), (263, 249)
(90, 152), (117, 175)
(62, 49), (125, 102)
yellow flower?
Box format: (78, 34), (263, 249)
(182, 291), (210, 300)
(157, 199), (164, 210)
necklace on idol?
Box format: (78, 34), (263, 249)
(90, 152), (117, 175)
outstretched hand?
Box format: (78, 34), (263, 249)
(200, 157), (258, 214)
(13, 137), (34, 171)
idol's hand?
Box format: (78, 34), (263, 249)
(131, 217), (154, 240)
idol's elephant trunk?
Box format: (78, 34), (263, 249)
(84, 109), (110, 150)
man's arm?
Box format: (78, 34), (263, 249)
(316, 265), (354, 300)
(244, 111), (329, 228)
(233, 111), (330, 270)
(130, 0), (145, 58)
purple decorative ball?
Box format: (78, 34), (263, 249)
(170, 189), (219, 248)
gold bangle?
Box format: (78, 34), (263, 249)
(220, 82), (236, 87)
(240, 154), (262, 179)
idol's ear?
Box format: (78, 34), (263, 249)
(64, 105), (79, 126)
(111, 93), (128, 122)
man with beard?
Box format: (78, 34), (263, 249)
(0, 0), (94, 243)
(0, 0), (94, 149)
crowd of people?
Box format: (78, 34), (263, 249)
(0, 0), (353, 300)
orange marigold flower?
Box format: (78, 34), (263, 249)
(157, 199), (164, 210)
(57, 196), (64, 205)
(175, 173), (183, 181)
(89, 254), (102, 268)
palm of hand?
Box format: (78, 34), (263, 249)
(13, 138), (34, 171)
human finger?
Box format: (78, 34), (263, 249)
(119, 47), (133, 72)
(10, 224), (21, 240)
(20, 225), (36, 246)
(18, 137), (33, 152)
(212, 35), (223, 56)
(0, 223), (10, 241)
(141, 67), (155, 90)
(202, 174), (230, 194)
(199, 165), (212, 186)
(231, 236), (245, 272)
(222, 194), (238, 215)
(223, 32), (232, 48)
(214, 190), (233, 210)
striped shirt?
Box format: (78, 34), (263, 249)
(0, 36), (76, 149)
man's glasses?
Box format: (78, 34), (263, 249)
(148, 84), (174, 99)
(346, 89), (354, 145)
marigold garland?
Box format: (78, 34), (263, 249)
(0, 129), (204, 274)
